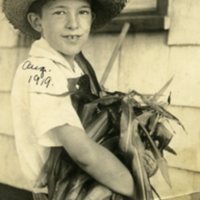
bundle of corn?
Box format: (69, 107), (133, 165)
(36, 76), (184, 200)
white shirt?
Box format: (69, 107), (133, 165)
(11, 38), (84, 192)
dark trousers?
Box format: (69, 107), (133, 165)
(32, 193), (48, 200)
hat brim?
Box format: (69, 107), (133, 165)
(3, 0), (126, 39)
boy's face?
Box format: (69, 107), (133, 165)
(33, 0), (92, 59)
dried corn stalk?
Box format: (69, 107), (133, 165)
(36, 77), (184, 200)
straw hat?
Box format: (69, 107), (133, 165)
(3, 0), (127, 39)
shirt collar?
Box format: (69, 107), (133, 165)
(29, 38), (75, 71)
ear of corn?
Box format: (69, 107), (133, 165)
(137, 117), (172, 187)
(36, 77), (184, 200)
(120, 101), (154, 200)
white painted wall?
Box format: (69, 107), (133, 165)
(84, 33), (200, 197)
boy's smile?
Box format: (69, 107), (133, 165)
(62, 34), (82, 42)
(29, 0), (92, 62)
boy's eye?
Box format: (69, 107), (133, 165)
(79, 9), (91, 15)
(53, 11), (66, 15)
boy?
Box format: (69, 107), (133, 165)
(3, 0), (135, 199)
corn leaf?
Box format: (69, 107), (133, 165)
(49, 150), (75, 200)
(154, 106), (186, 132)
(131, 149), (148, 200)
(150, 76), (174, 102)
(119, 100), (134, 153)
(92, 95), (122, 105)
(52, 177), (70, 200)
(64, 173), (90, 200)
(101, 136), (119, 151)
(83, 184), (112, 200)
(165, 146), (177, 155)
(136, 111), (154, 127)
(151, 185), (161, 200)
(138, 120), (172, 187)
(81, 102), (98, 127)
(76, 188), (88, 200)
(126, 89), (186, 132)
(131, 119), (154, 200)
(111, 194), (124, 200)
(120, 101), (154, 200)
(86, 110), (109, 141)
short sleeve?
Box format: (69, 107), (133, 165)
(19, 58), (84, 146)
(20, 57), (69, 95)
(30, 92), (84, 147)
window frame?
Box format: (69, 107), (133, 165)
(96, 0), (169, 33)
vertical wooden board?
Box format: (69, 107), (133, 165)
(119, 32), (171, 94)
(83, 34), (120, 91)
(168, 46), (200, 107)
(0, 48), (29, 91)
(0, 93), (13, 136)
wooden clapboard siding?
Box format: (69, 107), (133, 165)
(0, 134), (29, 190)
(0, 0), (199, 198)
(119, 32), (200, 108)
(0, 47), (29, 92)
(151, 167), (200, 199)
(168, 0), (200, 45)
(0, 46), (29, 136)
(117, 31), (200, 174)
(0, 11), (30, 135)
(83, 34), (120, 91)
(0, 93), (13, 136)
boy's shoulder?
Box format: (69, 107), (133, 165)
(15, 57), (69, 95)
(19, 56), (59, 77)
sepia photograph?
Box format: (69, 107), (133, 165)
(0, 0), (200, 200)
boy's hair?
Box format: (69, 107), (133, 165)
(28, 0), (51, 16)
(28, 0), (91, 16)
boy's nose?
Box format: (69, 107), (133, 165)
(66, 13), (78, 30)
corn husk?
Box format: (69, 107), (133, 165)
(36, 77), (185, 200)
(137, 116), (172, 187)
(82, 184), (112, 200)
(120, 101), (154, 200)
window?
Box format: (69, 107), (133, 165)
(98, 0), (169, 33)
(123, 0), (157, 13)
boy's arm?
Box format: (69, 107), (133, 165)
(47, 124), (135, 199)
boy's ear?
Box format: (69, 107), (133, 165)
(27, 13), (42, 33)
